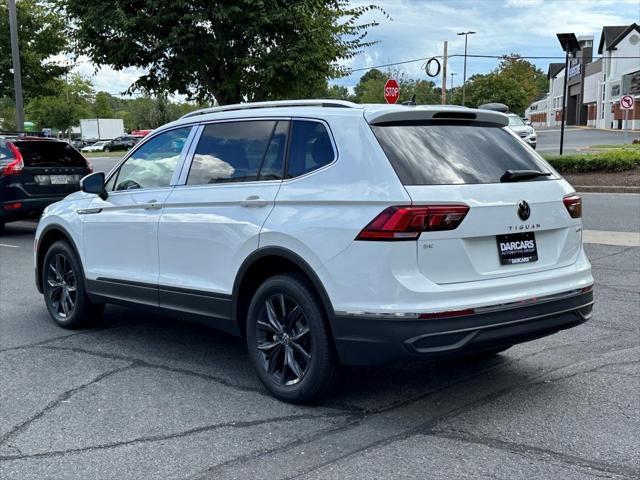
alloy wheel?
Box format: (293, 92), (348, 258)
(255, 293), (311, 386)
(46, 253), (77, 318)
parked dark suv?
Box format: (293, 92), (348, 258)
(0, 137), (92, 232)
(105, 135), (137, 152)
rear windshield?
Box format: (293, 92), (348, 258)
(14, 141), (87, 167)
(371, 121), (552, 185)
(0, 139), (15, 166)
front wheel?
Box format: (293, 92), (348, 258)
(246, 274), (336, 403)
(104, 147), (110, 152)
(42, 240), (104, 329)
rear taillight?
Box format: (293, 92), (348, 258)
(563, 194), (582, 218)
(355, 205), (469, 241)
(2, 143), (24, 176)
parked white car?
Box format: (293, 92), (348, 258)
(81, 140), (110, 153)
(507, 113), (537, 149)
(35, 100), (593, 403)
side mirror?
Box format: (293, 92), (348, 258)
(80, 172), (108, 200)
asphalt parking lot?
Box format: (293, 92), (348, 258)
(536, 126), (640, 154)
(0, 193), (638, 479)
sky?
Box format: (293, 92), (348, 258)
(70, 0), (640, 97)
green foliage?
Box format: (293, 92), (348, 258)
(351, 68), (439, 104)
(449, 55), (548, 115)
(93, 92), (114, 118)
(26, 75), (94, 131)
(543, 150), (640, 172)
(0, 0), (70, 101)
(59, 0), (386, 104)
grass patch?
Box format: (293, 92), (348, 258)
(81, 151), (126, 158)
(585, 144), (640, 152)
(543, 149), (640, 173)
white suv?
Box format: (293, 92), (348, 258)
(35, 100), (593, 403)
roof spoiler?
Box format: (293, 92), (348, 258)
(366, 107), (509, 126)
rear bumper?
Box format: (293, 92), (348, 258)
(0, 196), (65, 222)
(332, 289), (593, 365)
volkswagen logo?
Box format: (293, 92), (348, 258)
(517, 200), (531, 221)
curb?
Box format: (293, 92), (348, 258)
(575, 185), (640, 194)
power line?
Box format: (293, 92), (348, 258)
(349, 53), (640, 73)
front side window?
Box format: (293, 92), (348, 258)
(187, 120), (287, 185)
(112, 127), (191, 191)
(287, 121), (335, 178)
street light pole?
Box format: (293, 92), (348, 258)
(457, 30), (476, 106)
(8, 0), (24, 132)
(450, 72), (456, 90)
(556, 33), (581, 156)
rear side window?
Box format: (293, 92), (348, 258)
(187, 120), (287, 185)
(371, 121), (552, 185)
(13, 141), (87, 167)
(287, 121), (335, 178)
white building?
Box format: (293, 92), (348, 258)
(598, 24), (640, 130)
(526, 24), (639, 130)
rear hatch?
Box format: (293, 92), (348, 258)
(369, 115), (581, 285)
(12, 140), (90, 196)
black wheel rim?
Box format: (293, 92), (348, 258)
(46, 253), (77, 319)
(255, 293), (311, 386)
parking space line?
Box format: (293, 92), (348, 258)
(583, 230), (640, 247)
(0, 243), (20, 248)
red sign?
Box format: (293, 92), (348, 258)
(384, 79), (400, 104)
(620, 95), (634, 110)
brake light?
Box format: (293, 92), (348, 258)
(563, 194), (582, 218)
(3, 143), (24, 176)
(355, 205), (469, 241)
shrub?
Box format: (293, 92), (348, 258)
(543, 150), (640, 172)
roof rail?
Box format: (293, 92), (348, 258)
(180, 99), (360, 119)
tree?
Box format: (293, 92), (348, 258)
(450, 55), (549, 115)
(59, 1), (386, 104)
(0, 0), (70, 101)
(352, 69), (439, 104)
(93, 92), (115, 118)
(27, 75), (94, 133)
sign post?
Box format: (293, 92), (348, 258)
(384, 79), (400, 104)
(620, 95), (634, 144)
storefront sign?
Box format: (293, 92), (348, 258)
(568, 63), (581, 78)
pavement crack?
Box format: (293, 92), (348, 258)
(38, 344), (272, 398)
(0, 413), (348, 462)
(0, 322), (131, 354)
(0, 363), (136, 447)
(588, 246), (636, 263)
(425, 429), (639, 479)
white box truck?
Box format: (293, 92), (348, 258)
(80, 119), (125, 141)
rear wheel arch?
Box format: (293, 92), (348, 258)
(37, 225), (84, 293)
(232, 247), (335, 338)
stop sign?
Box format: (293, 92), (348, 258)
(384, 79), (400, 104)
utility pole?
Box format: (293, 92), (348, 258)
(441, 41), (448, 105)
(8, 0), (24, 131)
(457, 31), (476, 107)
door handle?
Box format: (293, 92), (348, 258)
(143, 199), (162, 210)
(240, 196), (268, 208)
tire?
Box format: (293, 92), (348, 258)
(104, 147), (110, 152)
(246, 274), (336, 404)
(42, 240), (104, 329)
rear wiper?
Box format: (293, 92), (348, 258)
(500, 170), (552, 182)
